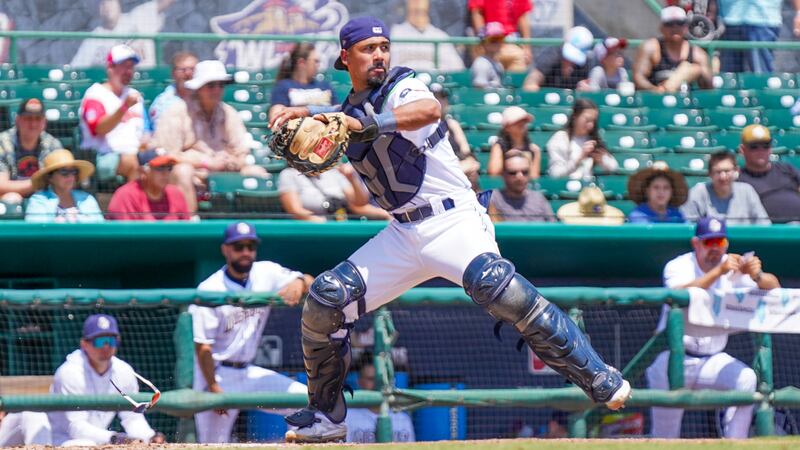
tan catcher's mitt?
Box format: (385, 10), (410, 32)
(268, 113), (350, 176)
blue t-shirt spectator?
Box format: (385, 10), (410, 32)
(628, 204), (685, 223)
(270, 79), (338, 109)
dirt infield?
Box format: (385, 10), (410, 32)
(15, 437), (799, 450)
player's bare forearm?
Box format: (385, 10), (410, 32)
(194, 343), (220, 391)
(756, 272), (780, 290)
(392, 99), (442, 131)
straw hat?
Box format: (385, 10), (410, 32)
(31, 149), (95, 190)
(557, 186), (625, 225)
(627, 161), (688, 207)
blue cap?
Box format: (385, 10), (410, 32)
(695, 217), (727, 240)
(334, 16), (390, 71)
(223, 221), (261, 245)
(83, 314), (120, 339)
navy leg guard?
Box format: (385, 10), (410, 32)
(463, 253), (623, 403)
(286, 260), (365, 426)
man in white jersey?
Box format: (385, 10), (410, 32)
(48, 314), (165, 446)
(646, 217), (780, 439)
(345, 354), (415, 443)
(271, 16), (631, 443)
(190, 221), (313, 443)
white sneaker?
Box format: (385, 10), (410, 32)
(284, 413), (347, 443)
(605, 379), (632, 411)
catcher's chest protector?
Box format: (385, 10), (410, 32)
(343, 67), (427, 211)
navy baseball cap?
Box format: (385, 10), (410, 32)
(333, 16), (390, 71)
(83, 314), (120, 339)
(695, 217), (727, 240)
(223, 221), (261, 245)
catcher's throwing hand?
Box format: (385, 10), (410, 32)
(269, 106), (310, 131)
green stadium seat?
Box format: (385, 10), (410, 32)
(474, 152), (491, 172)
(478, 174), (504, 190)
(596, 175), (630, 200)
(228, 103), (269, 127)
(451, 105), (507, 130)
(690, 90), (757, 109)
(577, 90), (638, 108)
(132, 66), (172, 84)
(636, 91), (693, 109)
(608, 199), (637, 216)
(450, 88), (516, 106)
(530, 131), (555, 149)
(0, 63), (26, 85)
(761, 109), (800, 131)
(650, 130), (712, 150)
(332, 83), (352, 101)
(531, 106), (571, 131)
(644, 108), (712, 131)
(711, 131), (742, 150)
(414, 71), (449, 87)
(234, 190), (284, 215)
(502, 72), (528, 89)
(757, 90), (797, 110)
(781, 153), (800, 169)
(684, 175), (708, 190)
(606, 152), (653, 174)
(517, 89), (574, 107)
(601, 130), (654, 151)
(773, 131), (800, 150)
(0, 200), (24, 220)
(533, 177), (598, 200)
(706, 108), (762, 130)
(659, 153), (710, 175)
(466, 130), (498, 151)
(738, 72), (797, 90)
(597, 107), (650, 130)
(445, 70), (473, 88)
(711, 72), (739, 90)
(223, 84), (269, 104)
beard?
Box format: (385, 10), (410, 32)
(231, 259), (254, 274)
(366, 63), (388, 88)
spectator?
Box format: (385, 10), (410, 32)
(468, 0), (532, 72)
(153, 60), (269, 214)
(547, 99), (618, 179)
(432, 85), (471, 158)
(717, 0), (800, 73)
(736, 125), (800, 223)
(107, 150), (190, 221)
(471, 22), (506, 89)
(522, 26), (593, 92)
(345, 353), (416, 443)
(556, 185), (625, 225)
(49, 314), (166, 445)
(682, 151), (770, 225)
(25, 149), (103, 223)
(268, 43), (337, 122)
(488, 150), (554, 222)
(390, 0), (465, 72)
(487, 106), (540, 178)
(632, 6), (712, 93)
(627, 162), (688, 223)
(0, 98), (62, 204)
(79, 44), (147, 183)
(646, 217), (780, 439)
(190, 222), (311, 443)
(588, 38), (630, 91)
(149, 51), (198, 127)
(278, 164), (391, 222)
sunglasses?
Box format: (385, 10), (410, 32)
(56, 168), (79, 177)
(746, 143), (771, 150)
(232, 242), (257, 252)
(152, 165), (174, 172)
(110, 371), (161, 414)
(92, 335), (118, 348)
(701, 237), (728, 248)
(504, 169), (529, 177)
(663, 20), (687, 27)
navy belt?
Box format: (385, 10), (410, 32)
(393, 198), (455, 223)
(221, 361), (248, 369)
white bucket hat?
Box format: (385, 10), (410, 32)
(185, 60), (233, 90)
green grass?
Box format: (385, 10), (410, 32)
(218, 437), (800, 450)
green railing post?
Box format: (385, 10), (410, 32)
(8, 36), (17, 66)
(154, 35), (164, 66)
(173, 308), (197, 443)
(374, 308), (395, 443)
(666, 304), (685, 390)
(753, 333), (775, 436)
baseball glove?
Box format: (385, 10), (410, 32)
(268, 113), (350, 176)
